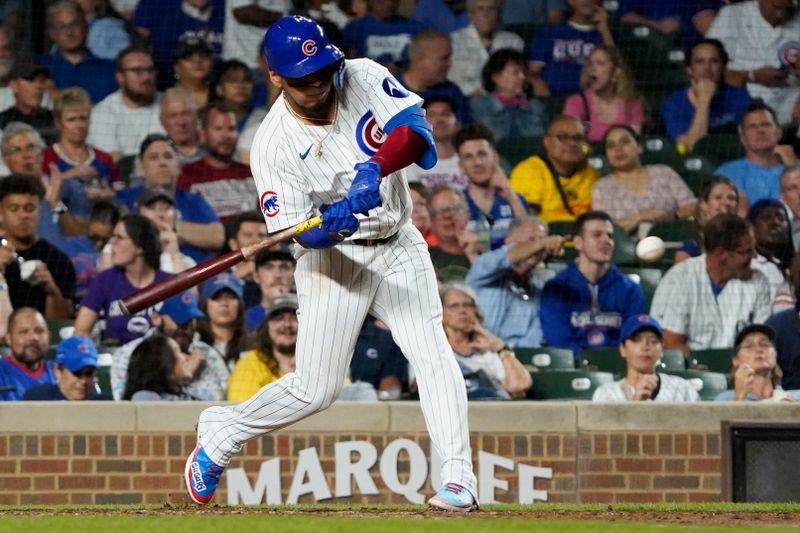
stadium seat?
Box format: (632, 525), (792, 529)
(611, 224), (638, 266)
(47, 319), (75, 342)
(516, 346), (575, 370)
(496, 135), (543, 172)
(587, 154), (610, 176)
(688, 348), (734, 374)
(95, 364), (113, 398)
(578, 347), (625, 378)
(647, 219), (696, 244)
(660, 369), (729, 400)
(527, 369), (615, 400)
(547, 221), (576, 236)
(640, 135), (682, 170)
(541, 94), (569, 120)
(681, 154), (717, 175)
(504, 22), (546, 48)
(692, 132), (744, 162)
(658, 349), (687, 372)
(117, 154), (137, 184)
(621, 267), (663, 312)
(681, 171), (713, 197)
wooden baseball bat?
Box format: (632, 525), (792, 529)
(119, 215), (322, 315)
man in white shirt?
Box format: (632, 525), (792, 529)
(448, 0), (524, 96)
(592, 314), (700, 402)
(88, 46), (164, 160)
(651, 213), (772, 353)
(707, 0), (800, 125)
(222, 0), (292, 69)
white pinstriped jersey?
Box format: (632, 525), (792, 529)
(591, 373), (700, 402)
(250, 58), (422, 240)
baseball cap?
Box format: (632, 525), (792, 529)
(254, 249), (296, 268)
(159, 290), (205, 325)
(55, 335), (98, 372)
(200, 272), (244, 302)
(734, 324), (776, 352)
(174, 36), (213, 61)
(620, 314), (663, 342)
(9, 56), (51, 81)
(136, 187), (175, 209)
(267, 293), (298, 318)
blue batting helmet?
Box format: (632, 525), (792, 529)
(263, 16), (344, 79)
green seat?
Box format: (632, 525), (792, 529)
(117, 154), (137, 184)
(692, 132), (744, 162)
(95, 365), (113, 398)
(658, 349), (687, 372)
(528, 370), (615, 400)
(578, 347), (625, 378)
(515, 346), (575, 370)
(681, 154), (717, 175)
(660, 369), (729, 400)
(612, 224), (637, 266)
(541, 94), (569, 120)
(496, 135), (543, 173)
(621, 267), (663, 312)
(587, 154), (610, 176)
(640, 135), (683, 170)
(47, 319), (75, 342)
(504, 22), (546, 48)
(681, 171), (714, 197)
(45, 345), (57, 360)
(688, 348), (734, 374)
(547, 220), (576, 236)
(647, 219), (696, 244)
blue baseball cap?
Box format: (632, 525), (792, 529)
(620, 314), (663, 342)
(159, 290), (205, 325)
(55, 335), (98, 372)
(201, 272), (244, 302)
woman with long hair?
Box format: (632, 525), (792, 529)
(440, 282), (531, 399)
(674, 176), (739, 262)
(75, 213), (167, 345)
(592, 124), (697, 233)
(122, 334), (196, 400)
(227, 294), (298, 402)
(196, 273), (248, 371)
(563, 45), (645, 143)
(172, 36), (213, 108)
(468, 48), (547, 141)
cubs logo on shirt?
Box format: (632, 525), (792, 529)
(355, 111), (386, 156)
(778, 41), (800, 69)
(261, 190), (280, 217)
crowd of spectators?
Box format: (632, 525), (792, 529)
(1, 0), (800, 404)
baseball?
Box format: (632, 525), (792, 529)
(636, 236), (665, 263)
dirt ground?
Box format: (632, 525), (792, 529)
(4, 505), (800, 526)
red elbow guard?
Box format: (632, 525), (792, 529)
(369, 125), (428, 176)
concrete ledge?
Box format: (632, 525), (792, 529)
(2, 401), (800, 433)
(578, 402), (800, 431)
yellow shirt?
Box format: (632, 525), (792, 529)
(227, 349), (283, 402)
(509, 156), (599, 222)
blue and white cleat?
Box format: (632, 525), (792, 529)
(427, 482), (479, 512)
(184, 441), (225, 504)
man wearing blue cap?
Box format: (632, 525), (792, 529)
(592, 314), (699, 402)
(109, 289), (225, 401)
(23, 335), (109, 401)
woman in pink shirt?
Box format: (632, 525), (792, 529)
(563, 45), (645, 143)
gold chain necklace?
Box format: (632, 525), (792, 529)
(283, 93), (339, 158)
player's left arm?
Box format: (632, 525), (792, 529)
(346, 104), (436, 215)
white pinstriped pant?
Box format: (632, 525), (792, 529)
(197, 222), (476, 493)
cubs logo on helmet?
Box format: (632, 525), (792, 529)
(263, 16), (344, 79)
(261, 191), (281, 217)
(302, 39), (317, 57)
(355, 111), (386, 156)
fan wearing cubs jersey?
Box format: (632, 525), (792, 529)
(184, 16), (478, 512)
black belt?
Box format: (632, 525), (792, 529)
(351, 232), (397, 246)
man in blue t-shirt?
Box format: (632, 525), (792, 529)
(663, 38), (751, 150)
(541, 210), (644, 354)
(528, 0), (614, 96)
(454, 123), (530, 249)
(343, 0), (425, 70)
(23, 335), (110, 401)
(133, 0), (225, 90)
(39, 2), (117, 103)
(715, 100), (798, 211)
(0, 308), (57, 401)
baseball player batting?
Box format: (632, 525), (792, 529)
(184, 16), (478, 512)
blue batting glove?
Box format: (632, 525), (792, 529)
(320, 199), (359, 237)
(347, 161), (382, 215)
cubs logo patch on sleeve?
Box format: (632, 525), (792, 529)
(260, 190), (280, 217)
(355, 111), (386, 156)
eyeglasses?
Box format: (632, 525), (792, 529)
(5, 143), (40, 156)
(67, 367), (96, 380)
(121, 66), (156, 75)
(550, 132), (586, 144)
(430, 204), (466, 218)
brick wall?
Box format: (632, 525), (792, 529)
(1, 402), (797, 505)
